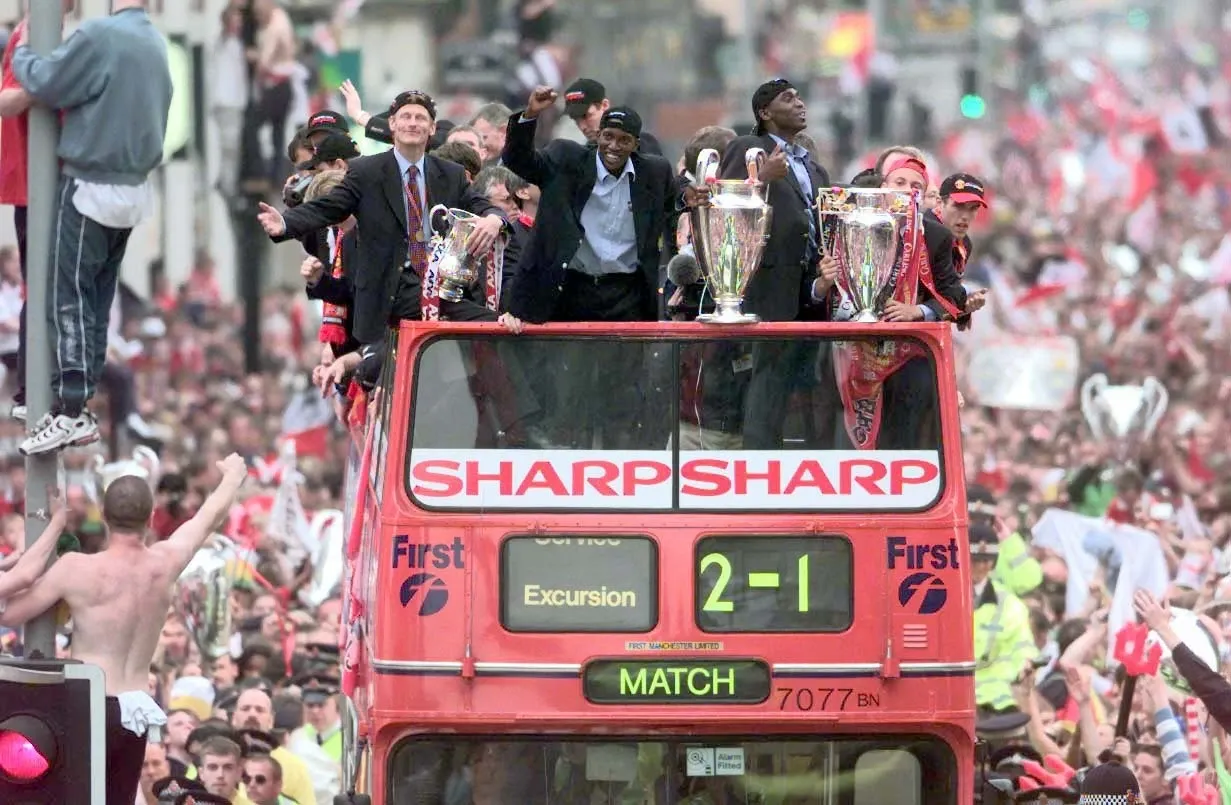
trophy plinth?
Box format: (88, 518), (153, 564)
(698, 299), (760, 325)
(853, 309), (880, 323)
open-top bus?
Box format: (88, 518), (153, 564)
(339, 320), (973, 805)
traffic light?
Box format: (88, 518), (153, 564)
(0, 659), (105, 804)
(960, 66), (986, 119)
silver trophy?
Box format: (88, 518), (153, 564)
(689, 147), (773, 324)
(428, 205), (482, 302)
(177, 534), (240, 661)
(1080, 373), (1168, 456)
(817, 187), (920, 322)
(87, 445), (161, 504)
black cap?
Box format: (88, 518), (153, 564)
(970, 522), (1000, 559)
(967, 483), (997, 516)
(295, 130), (360, 171)
(564, 78), (606, 117)
(989, 743), (1043, 771)
(152, 775), (206, 802)
(1078, 760), (1142, 802)
(1015, 788), (1079, 804)
(751, 78), (796, 134)
(976, 710), (1030, 740)
(175, 793), (233, 805)
(237, 728), (278, 755)
(599, 106), (642, 139)
(389, 89), (437, 120)
(293, 670), (340, 703)
(940, 172), (988, 207)
(304, 109), (349, 135)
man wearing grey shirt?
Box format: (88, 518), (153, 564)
(13, 0), (171, 456)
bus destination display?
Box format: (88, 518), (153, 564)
(501, 536), (657, 632)
(583, 659), (772, 705)
(695, 536), (853, 632)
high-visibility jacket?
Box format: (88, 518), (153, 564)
(974, 580), (1037, 712)
(299, 723), (343, 764)
(991, 531), (1042, 596)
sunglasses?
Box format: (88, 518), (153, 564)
(242, 773), (268, 785)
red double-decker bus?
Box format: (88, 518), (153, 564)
(339, 320), (973, 805)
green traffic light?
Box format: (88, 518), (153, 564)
(1127, 8), (1149, 29)
(960, 94), (986, 119)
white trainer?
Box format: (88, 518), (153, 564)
(19, 412), (99, 456)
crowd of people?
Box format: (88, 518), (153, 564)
(0, 2), (1227, 805)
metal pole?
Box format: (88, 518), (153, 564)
(22, 0), (64, 660)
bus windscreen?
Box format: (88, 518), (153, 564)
(407, 335), (945, 513)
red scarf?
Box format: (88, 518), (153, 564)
(318, 227), (348, 345)
(831, 208), (960, 449)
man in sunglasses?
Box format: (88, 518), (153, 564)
(242, 754), (291, 805)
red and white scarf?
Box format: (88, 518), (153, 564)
(420, 232), (506, 321)
(318, 227), (349, 345)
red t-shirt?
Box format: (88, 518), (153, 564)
(0, 19), (29, 208)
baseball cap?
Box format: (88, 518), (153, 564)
(304, 109), (348, 135)
(564, 78), (606, 118)
(599, 106), (642, 139)
(296, 130), (360, 170)
(940, 172), (988, 206)
(969, 522), (999, 559)
(389, 89), (437, 120)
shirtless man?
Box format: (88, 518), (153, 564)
(252, 0), (298, 178)
(0, 453), (248, 805)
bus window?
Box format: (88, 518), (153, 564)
(385, 736), (956, 804)
(695, 535), (853, 633)
(407, 335), (946, 514)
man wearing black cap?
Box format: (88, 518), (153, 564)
(972, 522), (1039, 714)
(257, 90), (506, 345)
(293, 672), (343, 764)
(563, 77), (663, 155)
(502, 85), (687, 324)
(968, 483), (1043, 597)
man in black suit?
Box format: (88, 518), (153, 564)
(502, 85), (688, 324)
(256, 90), (506, 345)
(500, 87), (693, 447)
(717, 79), (837, 448)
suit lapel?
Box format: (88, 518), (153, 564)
(573, 150), (599, 216)
(424, 155), (450, 213)
(628, 155), (651, 248)
(382, 152), (409, 234)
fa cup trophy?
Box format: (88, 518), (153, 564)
(816, 188), (920, 322)
(1080, 373), (1168, 459)
(428, 205), (482, 302)
(689, 148), (773, 324)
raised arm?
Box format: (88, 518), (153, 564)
(0, 490), (66, 601)
(501, 86), (562, 187)
(156, 454), (249, 575)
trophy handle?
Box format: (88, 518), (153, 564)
(1141, 376), (1170, 439)
(1080, 373), (1108, 441)
(744, 147), (767, 184)
(694, 148), (719, 186)
(133, 445), (161, 487)
(428, 204), (451, 235)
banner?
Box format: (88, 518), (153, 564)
(966, 335), (1080, 411)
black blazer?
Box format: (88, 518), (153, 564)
(500, 112), (681, 323)
(720, 134), (830, 322)
(920, 212), (967, 320)
(305, 228), (361, 356)
(273, 150), (502, 344)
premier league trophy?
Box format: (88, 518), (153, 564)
(689, 148), (773, 324)
(428, 205), (482, 302)
(1080, 373), (1169, 459)
(817, 188), (920, 322)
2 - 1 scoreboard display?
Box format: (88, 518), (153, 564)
(501, 536), (657, 632)
(695, 536), (853, 632)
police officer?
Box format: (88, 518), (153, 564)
(976, 711), (1030, 804)
(293, 672), (343, 765)
(969, 484), (1043, 597)
(972, 523), (1038, 713)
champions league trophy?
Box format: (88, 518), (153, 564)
(689, 148), (773, 324)
(87, 445), (161, 503)
(428, 205), (482, 302)
(1079, 373), (1169, 459)
(816, 188), (919, 322)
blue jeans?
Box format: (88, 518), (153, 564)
(48, 176), (131, 417)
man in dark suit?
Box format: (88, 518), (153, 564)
(256, 90), (506, 345)
(717, 79), (837, 448)
(502, 85), (688, 324)
(500, 87), (693, 447)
